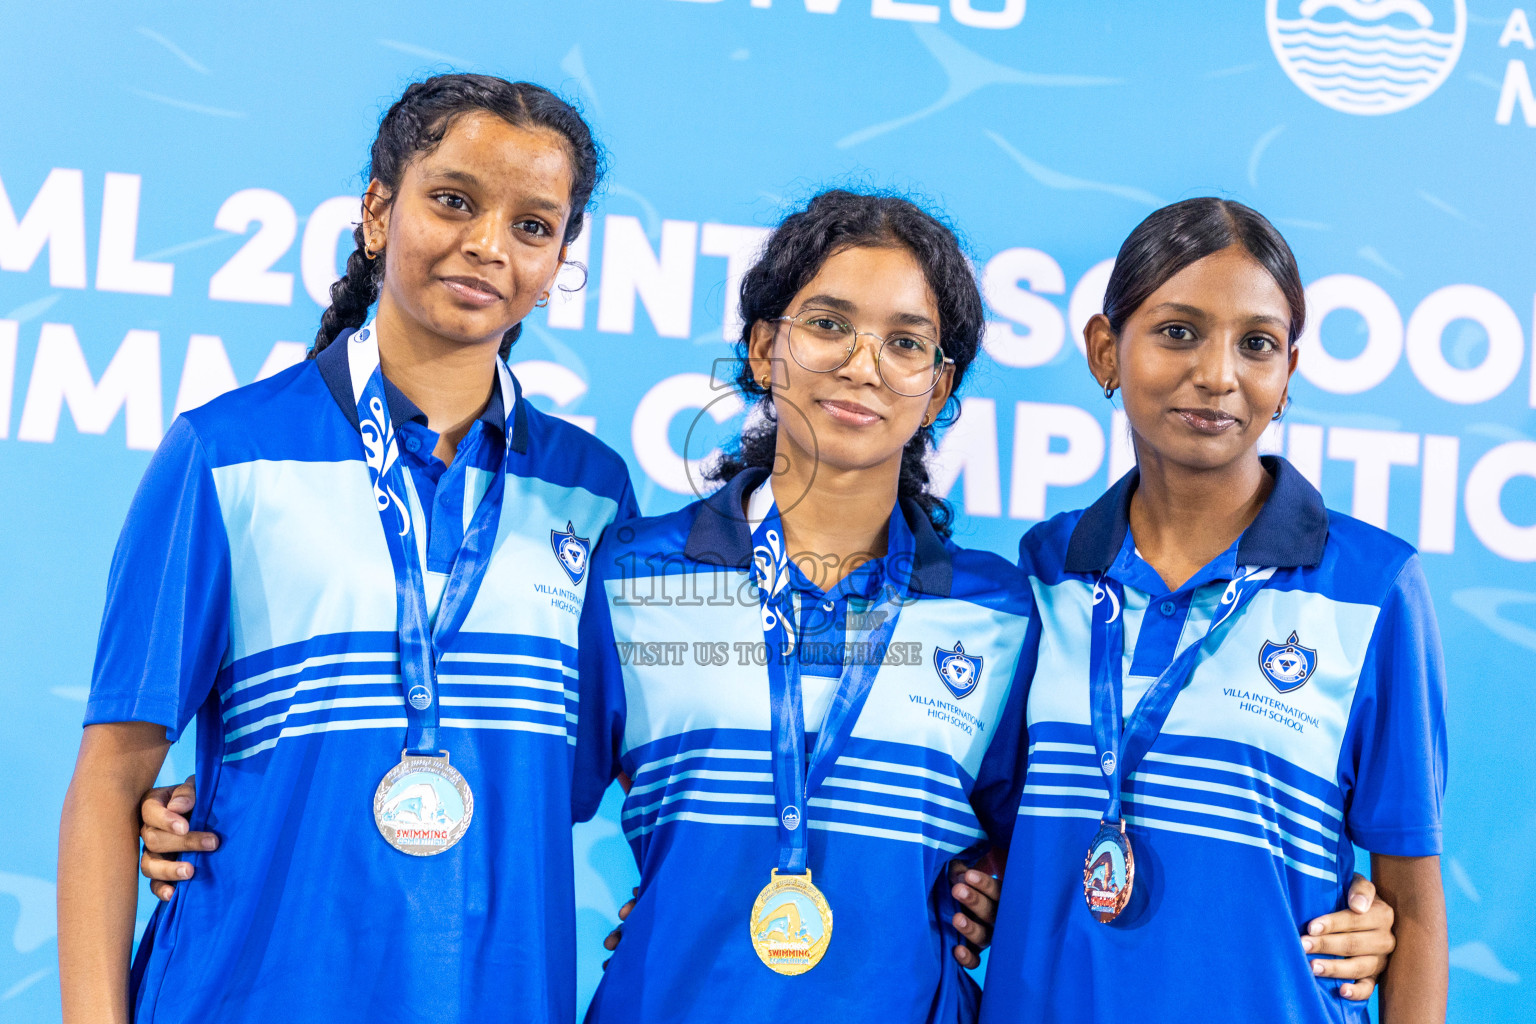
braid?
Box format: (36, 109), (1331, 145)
(310, 224), (381, 357)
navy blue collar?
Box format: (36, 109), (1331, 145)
(315, 327), (528, 454)
(683, 466), (954, 598)
(1063, 456), (1329, 574)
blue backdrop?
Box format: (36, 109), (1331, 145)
(3, 1), (1533, 1020)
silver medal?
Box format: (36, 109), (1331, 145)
(373, 751), (474, 855)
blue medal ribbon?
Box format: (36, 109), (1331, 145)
(751, 493), (910, 876)
(348, 323), (515, 756)
(1088, 565), (1275, 824)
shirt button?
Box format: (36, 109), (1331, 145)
(1160, 601), (1176, 616)
(405, 436), (422, 453)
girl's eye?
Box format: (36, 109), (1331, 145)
(516, 219), (551, 237)
(1243, 335), (1279, 353)
(1163, 325), (1193, 342)
(433, 193), (469, 212)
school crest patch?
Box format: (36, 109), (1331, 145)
(550, 521), (590, 585)
(933, 642), (982, 700)
(1258, 631), (1317, 693)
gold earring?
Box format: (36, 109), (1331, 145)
(759, 373), (772, 389)
(535, 292), (550, 308)
(363, 240), (381, 260)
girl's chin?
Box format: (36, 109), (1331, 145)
(408, 306), (520, 348)
(791, 440), (909, 478)
(1160, 438), (1256, 473)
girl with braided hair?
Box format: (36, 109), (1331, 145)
(58, 74), (635, 1024)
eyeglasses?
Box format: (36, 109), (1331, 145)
(769, 310), (953, 397)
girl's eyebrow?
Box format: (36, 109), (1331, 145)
(428, 168), (483, 188)
(799, 294), (857, 314)
(891, 310), (937, 330)
(423, 167), (565, 214)
(800, 294), (936, 330)
(1144, 301), (1208, 320)
(1145, 301), (1287, 331)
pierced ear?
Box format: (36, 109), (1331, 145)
(360, 183), (393, 250)
(1083, 313), (1120, 392)
(541, 248), (569, 297)
(746, 320), (777, 382)
(924, 362), (955, 426)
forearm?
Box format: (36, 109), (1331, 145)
(57, 723), (171, 1024)
(1373, 853), (1448, 1024)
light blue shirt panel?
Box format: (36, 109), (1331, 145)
(1119, 588), (1152, 713)
(1027, 577), (1381, 784)
(458, 474), (619, 643)
(1121, 586), (1222, 714)
(210, 459), (397, 665)
(463, 466), (493, 531)
(845, 599), (1025, 784)
(1151, 588), (1380, 782)
(1026, 577), (1095, 728)
(607, 575), (1026, 787)
(606, 568), (774, 754)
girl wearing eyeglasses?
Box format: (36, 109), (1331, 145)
(570, 188), (1026, 1023)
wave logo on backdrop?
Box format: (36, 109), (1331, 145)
(1266, 0), (1466, 115)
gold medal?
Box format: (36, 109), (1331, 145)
(749, 869), (833, 975)
(373, 751), (474, 855)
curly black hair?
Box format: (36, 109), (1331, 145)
(705, 189), (984, 537)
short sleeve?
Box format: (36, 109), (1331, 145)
(970, 609), (1040, 852)
(571, 528), (628, 822)
(85, 416), (231, 740)
(1339, 555), (1447, 857)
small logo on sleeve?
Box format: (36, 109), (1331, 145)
(933, 642), (983, 700)
(1259, 631), (1318, 693)
(550, 521), (590, 585)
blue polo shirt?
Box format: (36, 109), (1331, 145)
(378, 369), (505, 572)
(979, 457), (1447, 1024)
(573, 467), (1036, 1024)
(86, 330), (637, 1024)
